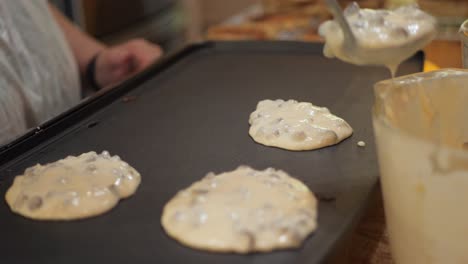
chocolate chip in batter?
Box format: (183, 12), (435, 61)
(28, 196), (43, 211)
(86, 164), (97, 172)
(292, 131), (307, 141)
(273, 129), (281, 137)
(390, 27), (409, 39)
(108, 184), (121, 197)
(241, 230), (256, 250)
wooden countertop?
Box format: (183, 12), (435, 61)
(347, 188), (394, 264)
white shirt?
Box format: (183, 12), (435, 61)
(0, 0), (80, 145)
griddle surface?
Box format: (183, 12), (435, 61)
(0, 42), (423, 264)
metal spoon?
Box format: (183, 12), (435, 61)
(324, 0), (357, 55)
(323, 0), (436, 68)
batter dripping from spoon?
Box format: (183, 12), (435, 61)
(319, 3), (436, 77)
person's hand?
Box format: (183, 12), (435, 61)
(95, 39), (163, 88)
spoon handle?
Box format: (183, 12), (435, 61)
(325, 0), (357, 47)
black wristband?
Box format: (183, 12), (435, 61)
(85, 53), (101, 91)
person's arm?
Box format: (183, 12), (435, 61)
(49, 4), (162, 89)
(49, 4), (106, 75)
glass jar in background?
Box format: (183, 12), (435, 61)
(373, 69), (468, 263)
(459, 20), (468, 69)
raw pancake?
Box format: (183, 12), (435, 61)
(161, 166), (318, 253)
(318, 3), (436, 74)
(5, 151), (141, 220)
(249, 99), (353, 151)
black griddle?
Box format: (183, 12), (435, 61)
(0, 42), (423, 264)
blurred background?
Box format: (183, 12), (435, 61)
(49, 0), (467, 67)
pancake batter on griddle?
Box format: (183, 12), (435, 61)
(161, 166), (318, 253)
(248, 99), (353, 151)
(5, 151), (141, 220)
